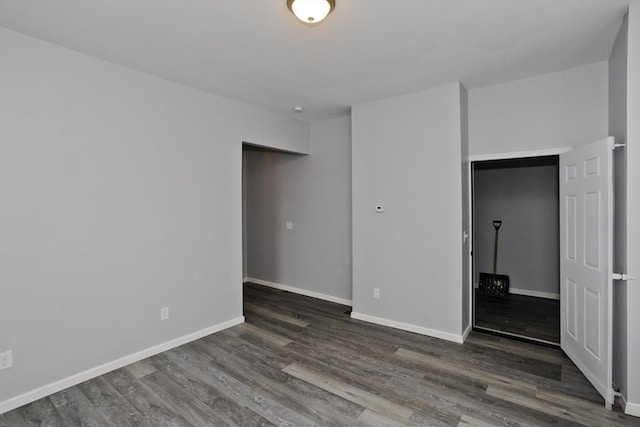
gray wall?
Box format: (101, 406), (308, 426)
(470, 62), (609, 156)
(0, 27), (308, 406)
(610, 10), (628, 399)
(624, 1), (640, 412)
(474, 163), (560, 297)
(460, 85), (471, 329)
(351, 82), (466, 340)
(244, 117), (352, 301)
(608, 4), (640, 412)
(242, 153), (248, 277)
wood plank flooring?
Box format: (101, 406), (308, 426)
(475, 291), (560, 343)
(2, 282), (638, 426)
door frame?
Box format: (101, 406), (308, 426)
(467, 146), (572, 345)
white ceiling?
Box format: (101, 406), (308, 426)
(0, 0), (630, 123)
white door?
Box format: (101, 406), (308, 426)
(560, 137), (614, 409)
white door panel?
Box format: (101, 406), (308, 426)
(560, 137), (613, 409)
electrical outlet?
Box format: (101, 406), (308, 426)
(373, 288), (380, 299)
(160, 307), (169, 321)
(0, 350), (13, 371)
(286, 221), (293, 230)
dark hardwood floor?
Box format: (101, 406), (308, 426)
(1, 282), (637, 426)
(475, 291), (561, 343)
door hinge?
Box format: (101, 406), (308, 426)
(612, 273), (638, 281)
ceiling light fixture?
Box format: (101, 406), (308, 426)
(287, 0), (335, 24)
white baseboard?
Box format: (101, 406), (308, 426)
(475, 282), (559, 300)
(0, 316), (244, 415)
(461, 323), (472, 343)
(509, 288), (560, 300)
(622, 393), (640, 417)
(245, 277), (352, 306)
(350, 311), (465, 344)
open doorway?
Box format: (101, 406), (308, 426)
(242, 142), (305, 283)
(472, 155), (560, 345)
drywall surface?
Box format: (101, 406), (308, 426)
(460, 84), (471, 332)
(624, 0), (640, 411)
(0, 27), (308, 406)
(351, 83), (464, 338)
(245, 117), (352, 301)
(242, 153), (248, 278)
(609, 11), (628, 399)
(469, 62), (609, 156)
(474, 164), (559, 297)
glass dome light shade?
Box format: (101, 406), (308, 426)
(287, 0), (335, 24)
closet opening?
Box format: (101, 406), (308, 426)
(472, 155), (560, 345)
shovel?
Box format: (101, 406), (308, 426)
(478, 220), (510, 297)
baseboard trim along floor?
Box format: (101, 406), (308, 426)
(0, 317), (245, 415)
(350, 311), (467, 344)
(462, 323), (472, 342)
(508, 288), (560, 300)
(622, 393), (640, 417)
(245, 277), (352, 306)
(3, 284), (638, 424)
(246, 278), (468, 344)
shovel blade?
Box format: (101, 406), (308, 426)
(478, 273), (510, 297)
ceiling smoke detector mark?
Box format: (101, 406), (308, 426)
(293, 106), (304, 113)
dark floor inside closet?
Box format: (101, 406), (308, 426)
(475, 291), (560, 343)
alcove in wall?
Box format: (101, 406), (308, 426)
(472, 155), (560, 344)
